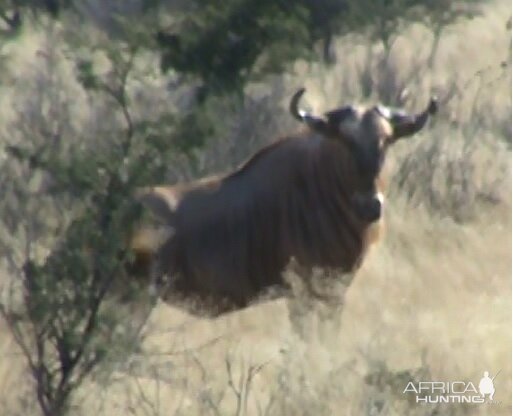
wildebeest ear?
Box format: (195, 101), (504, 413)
(135, 186), (179, 224)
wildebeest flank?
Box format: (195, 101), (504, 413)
(134, 89), (437, 315)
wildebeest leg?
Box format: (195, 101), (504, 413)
(286, 285), (346, 345)
(284, 261), (346, 341)
(314, 270), (352, 345)
(285, 261), (354, 343)
(284, 260), (318, 341)
(286, 291), (318, 342)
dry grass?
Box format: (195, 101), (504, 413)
(0, 0), (511, 415)
(50, 199), (507, 416)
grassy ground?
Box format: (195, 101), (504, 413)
(0, 0), (511, 415)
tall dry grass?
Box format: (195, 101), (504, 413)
(0, 0), (511, 415)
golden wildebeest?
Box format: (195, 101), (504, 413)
(132, 89), (437, 315)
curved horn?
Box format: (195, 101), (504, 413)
(289, 88), (328, 132)
(390, 96), (438, 139)
(289, 88), (307, 121)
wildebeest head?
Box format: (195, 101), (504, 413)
(290, 88), (438, 182)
